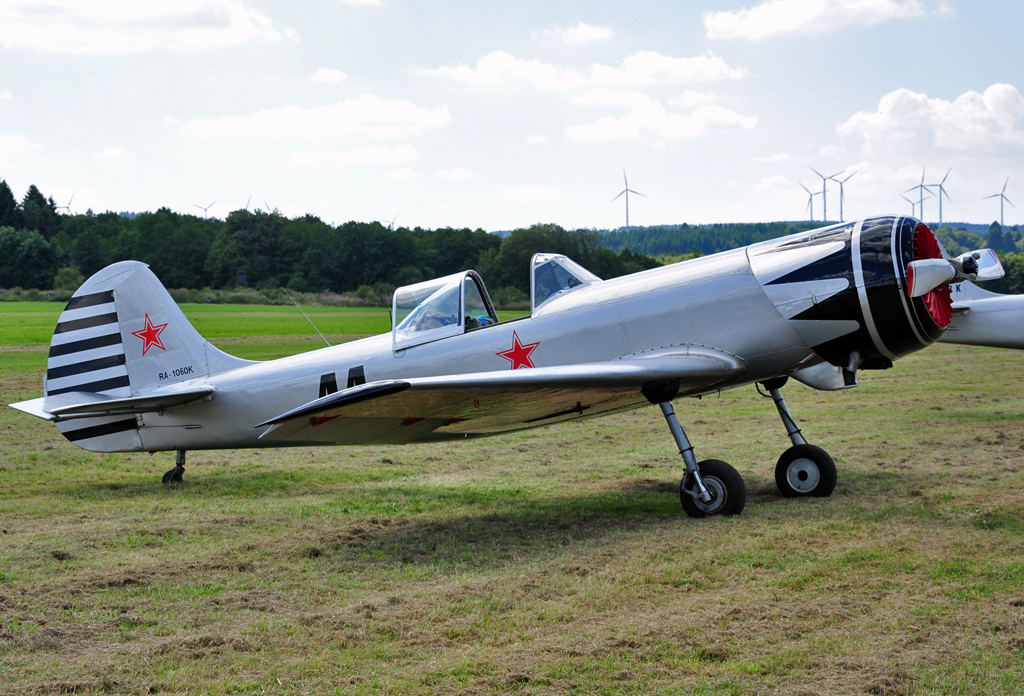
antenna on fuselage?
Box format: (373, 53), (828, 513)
(283, 289), (331, 347)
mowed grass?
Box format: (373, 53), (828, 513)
(0, 302), (393, 348)
(1, 304), (1023, 694)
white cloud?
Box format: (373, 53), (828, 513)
(669, 90), (720, 109)
(526, 134), (547, 144)
(0, 132), (35, 168)
(434, 168), (473, 179)
(414, 51), (584, 89)
(285, 145), (418, 167)
(183, 95), (451, 141)
(0, 0), (292, 54)
(545, 22), (614, 44)
(754, 153), (792, 162)
(576, 88), (650, 107)
(0, 89), (11, 100)
(97, 147), (127, 159)
(704, 0), (924, 41)
(500, 185), (568, 204)
(590, 51), (743, 86)
(415, 50), (742, 90)
(568, 98), (757, 143)
(312, 68), (347, 83)
(837, 84), (1024, 158)
(384, 168), (419, 180)
(338, 0), (381, 5)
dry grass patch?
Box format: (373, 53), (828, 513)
(1, 343), (1024, 693)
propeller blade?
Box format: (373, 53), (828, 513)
(983, 193), (1001, 200)
(921, 167), (926, 185)
(1006, 196), (1015, 209)
(960, 249), (1005, 282)
(907, 259), (956, 298)
(940, 167), (951, 185)
(1003, 176), (1009, 193)
(799, 182), (811, 194)
(809, 166), (824, 178)
(627, 189), (646, 197)
(611, 190), (625, 203)
(623, 169), (628, 187)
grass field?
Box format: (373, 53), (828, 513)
(1, 304), (1023, 694)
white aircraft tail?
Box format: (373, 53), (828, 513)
(22, 261), (252, 450)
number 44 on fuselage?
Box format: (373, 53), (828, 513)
(10, 217), (1019, 517)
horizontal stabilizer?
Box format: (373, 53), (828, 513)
(9, 386), (214, 422)
(257, 347), (746, 445)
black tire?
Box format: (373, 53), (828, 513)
(162, 466), (185, 485)
(775, 444), (836, 498)
(680, 459), (747, 518)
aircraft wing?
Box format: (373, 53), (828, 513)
(256, 347), (746, 445)
(9, 386), (215, 422)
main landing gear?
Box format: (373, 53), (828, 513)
(645, 381), (746, 519)
(162, 449), (186, 484)
(760, 378), (837, 498)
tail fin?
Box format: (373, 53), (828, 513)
(34, 261), (252, 451)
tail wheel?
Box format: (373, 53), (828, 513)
(680, 459), (747, 518)
(775, 444), (837, 498)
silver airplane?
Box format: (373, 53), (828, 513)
(10, 216), (1022, 518)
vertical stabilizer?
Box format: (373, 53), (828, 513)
(44, 261), (252, 451)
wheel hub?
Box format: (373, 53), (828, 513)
(786, 457), (820, 493)
(689, 476), (727, 514)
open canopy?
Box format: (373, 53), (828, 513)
(392, 270), (498, 351)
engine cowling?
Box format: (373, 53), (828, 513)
(748, 216), (950, 372)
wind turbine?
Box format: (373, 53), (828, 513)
(193, 200), (216, 219)
(610, 169), (645, 228)
(828, 171), (856, 222)
(984, 176), (1014, 227)
(56, 191), (75, 215)
(380, 215), (398, 231)
(904, 168), (929, 221)
(245, 195), (252, 212)
(799, 182), (821, 221)
(810, 167), (840, 222)
(899, 189), (932, 218)
(925, 168), (952, 226)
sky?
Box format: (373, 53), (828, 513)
(1, 0), (1023, 230)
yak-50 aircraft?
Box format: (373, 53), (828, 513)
(10, 216), (1023, 517)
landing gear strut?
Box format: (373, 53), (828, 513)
(645, 380), (746, 518)
(761, 378), (836, 498)
(162, 450), (186, 484)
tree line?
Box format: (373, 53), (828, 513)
(0, 180), (660, 304)
(3, 178), (1024, 299)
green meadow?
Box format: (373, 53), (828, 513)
(1, 303), (1023, 694)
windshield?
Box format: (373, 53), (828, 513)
(531, 253), (601, 312)
(392, 270), (500, 350)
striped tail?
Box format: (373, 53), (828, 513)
(41, 261), (250, 451)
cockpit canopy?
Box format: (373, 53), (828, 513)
(392, 270), (498, 351)
(530, 253), (601, 313)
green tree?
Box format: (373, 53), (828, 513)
(0, 227), (59, 289)
(0, 180), (19, 228)
(20, 184), (60, 239)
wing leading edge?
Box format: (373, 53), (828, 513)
(257, 346), (747, 445)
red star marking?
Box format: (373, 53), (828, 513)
(131, 313), (168, 356)
(496, 330), (540, 370)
